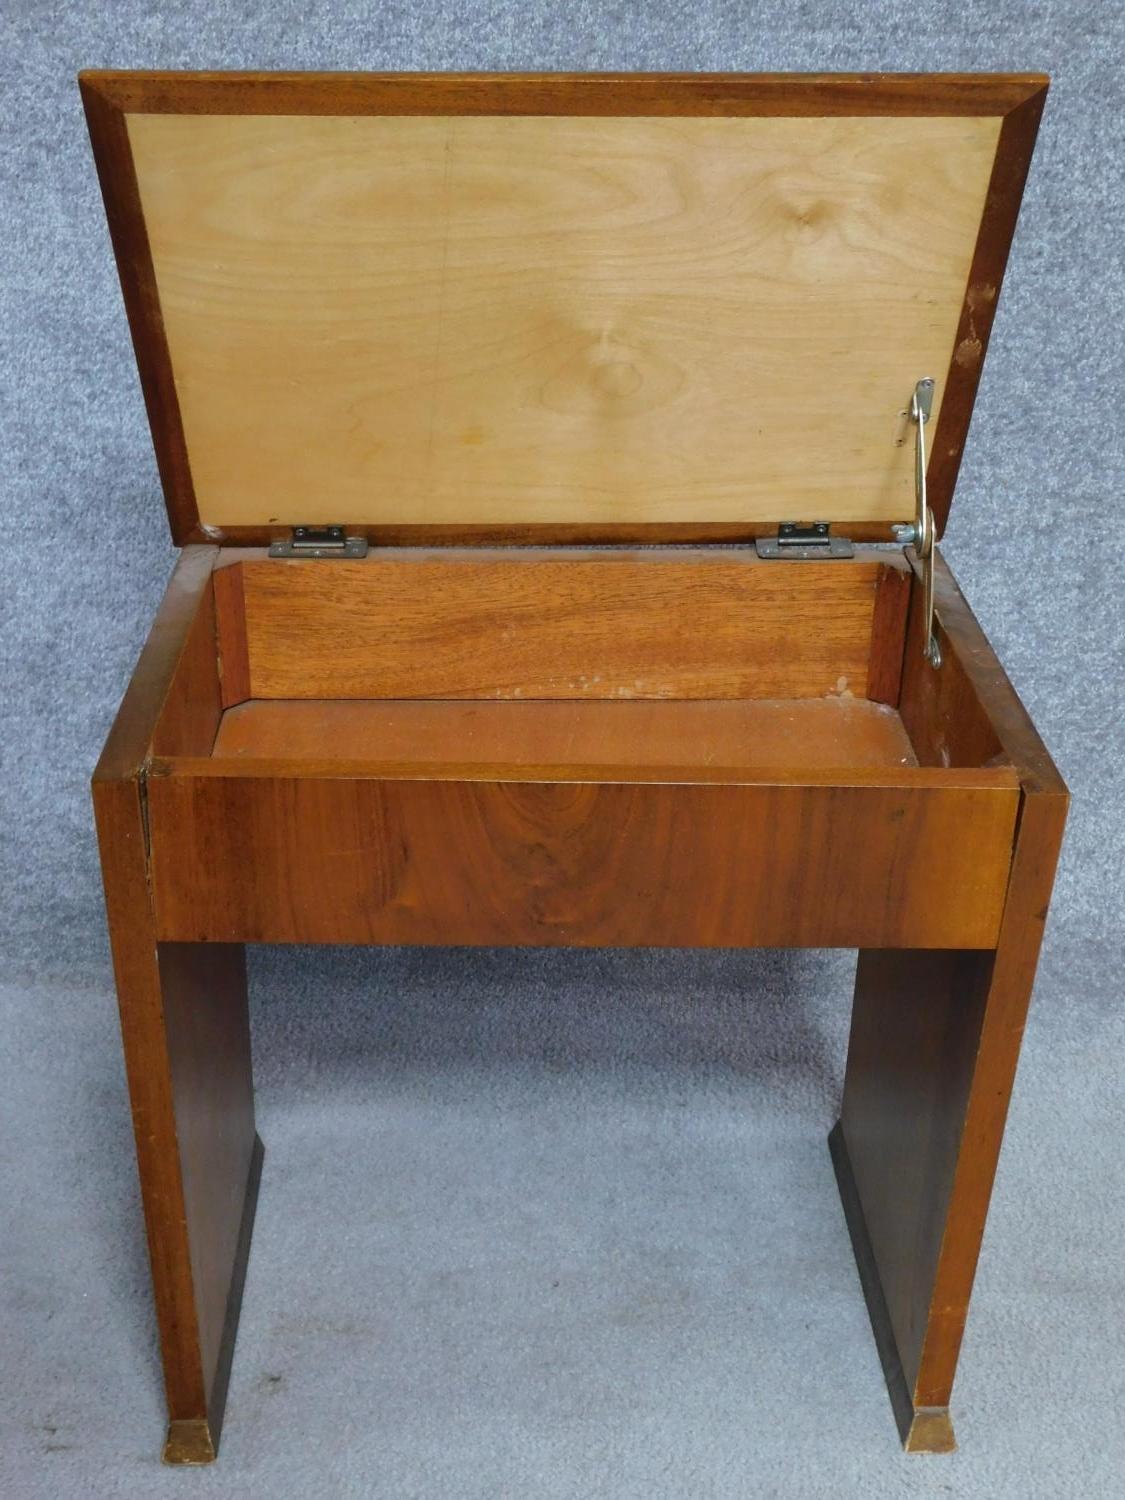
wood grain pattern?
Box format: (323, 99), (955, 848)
(80, 71), (1045, 547)
(912, 789), (1067, 1402)
(79, 77), (200, 547)
(832, 548), (1067, 1449)
(898, 554), (1006, 768)
(836, 783), (1067, 1445)
(154, 758), (1018, 787)
(865, 562), (912, 705)
(91, 544), (260, 1463)
(150, 574), (223, 756)
(145, 771), (1019, 949)
(126, 110), (997, 531)
(828, 1119), (956, 1453)
(211, 696), (920, 770)
(156, 941), (257, 1453)
(94, 545), (219, 779)
(79, 70), (1049, 119)
(924, 552), (1065, 795)
(204, 520), (919, 547)
(899, 548), (1063, 777)
(225, 551), (894, 702)
(839, 946), (990, 1448)
(929, 82), (1048, 535)
(212, 562), (251, 709)
(92, 777), (208, 1424)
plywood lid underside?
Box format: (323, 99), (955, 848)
(81, 74), (1047, 542)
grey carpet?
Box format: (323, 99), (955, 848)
(2, 2), (1123, 1496)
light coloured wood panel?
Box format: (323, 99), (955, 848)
(127, 112), (1000, 530)
(226, 551), (890, 701)
(147, 773), (1019, 949)
(211, 697), (921, 770)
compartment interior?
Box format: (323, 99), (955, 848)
(152, 548), (1010, 775)
(211, 698), (919, 771)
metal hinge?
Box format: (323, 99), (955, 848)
(755, 522), (855, 560)
(755, 378), (942, 671)
(268, 525), (368, 559)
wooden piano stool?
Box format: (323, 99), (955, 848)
(81, 70), (1067, 1463)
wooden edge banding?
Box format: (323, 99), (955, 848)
(912, 789), (1068, 1406)
(79, 77), (200, 547)
(930, 553), (1068, 795)
(92, 546), (218, 782)
(929, 81), (1049, 535)
(78, 70), (1048, 118)
(212, 564), (251, 708)
(92, 777), (209, 1420)
(190, 522), (910, 548)
(150, 576), (226, 757)
(866, 562), (912, 704)
(146, 756), (1021, 788)
(828, 1122), (957, 1453)
(209, 539), (904, 563)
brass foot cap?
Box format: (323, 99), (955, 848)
(163, 1418), (217, 1465)
(904, 1407), (956, 1454)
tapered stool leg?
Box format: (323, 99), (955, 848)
(831, 793), (1065, 1450)
(95, 775), (261, 1464)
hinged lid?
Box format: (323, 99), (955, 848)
(80, 71), (1047, 547)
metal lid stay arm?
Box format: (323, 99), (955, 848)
(893, 377), (941, 670)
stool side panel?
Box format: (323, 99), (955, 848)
(92, 541), (259, 1456)
(836, 780), (1068, 1438)
(909, 553), (1068, 794)
(150, 575), (225, 756)
(156, 941), (257, 1409)
(914, 785), (1068, 1401)
(841, 946), (992, 1405)
(92, 775), (209, 1418)
(93, 545), (219, 782)
(93, 770), (260, 1456)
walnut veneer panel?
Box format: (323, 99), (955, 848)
(127, 112), (999, 529)
(212, 697), (920, 770)
(147, 773), (1018, 949)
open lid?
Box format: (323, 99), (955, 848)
(80, 71), (1047, 547)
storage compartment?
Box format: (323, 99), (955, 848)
(138, 544), (1020, 952)
(211, 697), (919, 771)
(150, 546), (1008, 778)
